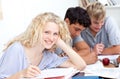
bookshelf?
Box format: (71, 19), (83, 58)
(79, 0), (120, 8)
(79, 0), (120, 28)
(106, 6), (120, 29)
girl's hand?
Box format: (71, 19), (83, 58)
(21, 65), (40, 78)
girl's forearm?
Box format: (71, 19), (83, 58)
(6, 71), (23, 79)
(57, 39), (86, 70)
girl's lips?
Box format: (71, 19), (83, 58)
(45, 40), (52, 44)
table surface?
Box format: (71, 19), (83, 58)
(104, 63), (116, 68)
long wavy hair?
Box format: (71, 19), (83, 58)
(3, 12), (71, 51)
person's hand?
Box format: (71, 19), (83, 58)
(21, 65), (40, 78)
(93, 43), (104, 55)
(86, 52), (98, 64)
(117, 56), (120, 63)
(90, 52), (98, 63)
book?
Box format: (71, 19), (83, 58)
(83, 60), (120, 78)
(36, 67), (79, 79)
(72, 76), (100, 79)
(85, 68), (120, 78)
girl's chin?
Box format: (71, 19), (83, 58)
(45, 46), (52, 49)
(45, 47), (51, 49)
(44, 43), (54, 49)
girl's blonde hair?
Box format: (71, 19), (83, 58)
(86, 2), (106, 20)
(3, 12), (71, 51)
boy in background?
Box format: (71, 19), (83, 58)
(56, 6), (98, 65)
(81, 2), (120, 55)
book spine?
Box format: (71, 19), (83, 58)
(45, 76), (64, 79)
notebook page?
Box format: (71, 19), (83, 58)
(36, 67), (78, 79)
(83, 60), (120, 78)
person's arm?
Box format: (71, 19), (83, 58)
(78, 52), (98, 65)
(72, 35), (90, 56)
(73, 41), (98, 65)
(73, 41), (90, 56)
(102, 45), (120, 55)
(56, 38), (86, 70)
(102, 17), (120, 54)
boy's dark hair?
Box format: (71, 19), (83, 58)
(64, 6), (91, 27)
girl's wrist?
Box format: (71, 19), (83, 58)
(20, 70), (26, 79)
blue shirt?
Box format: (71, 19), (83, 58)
(81, 16), (120, 48)
(0, 42), (68, 78)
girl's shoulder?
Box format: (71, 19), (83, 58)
(7, 42), (23, 50)
(4, 42), (24, 56)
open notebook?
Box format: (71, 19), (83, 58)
(36, 67), (79, 79)
(83, 60), (120, 79)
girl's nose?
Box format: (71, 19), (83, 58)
(49, 34), (54, 41)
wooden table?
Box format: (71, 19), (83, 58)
(104, 63), (116, 68)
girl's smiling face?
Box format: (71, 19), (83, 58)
(42, 22), (59, 49)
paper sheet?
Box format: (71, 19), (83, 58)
(83, 60), (120, 78)
(85, 68), (120, 78)
(36, 67), (78, 79)
(98, 54), (119, 60)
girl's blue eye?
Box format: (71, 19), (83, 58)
(54, 33), (58, 35)
(44, 31), (49, 34)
